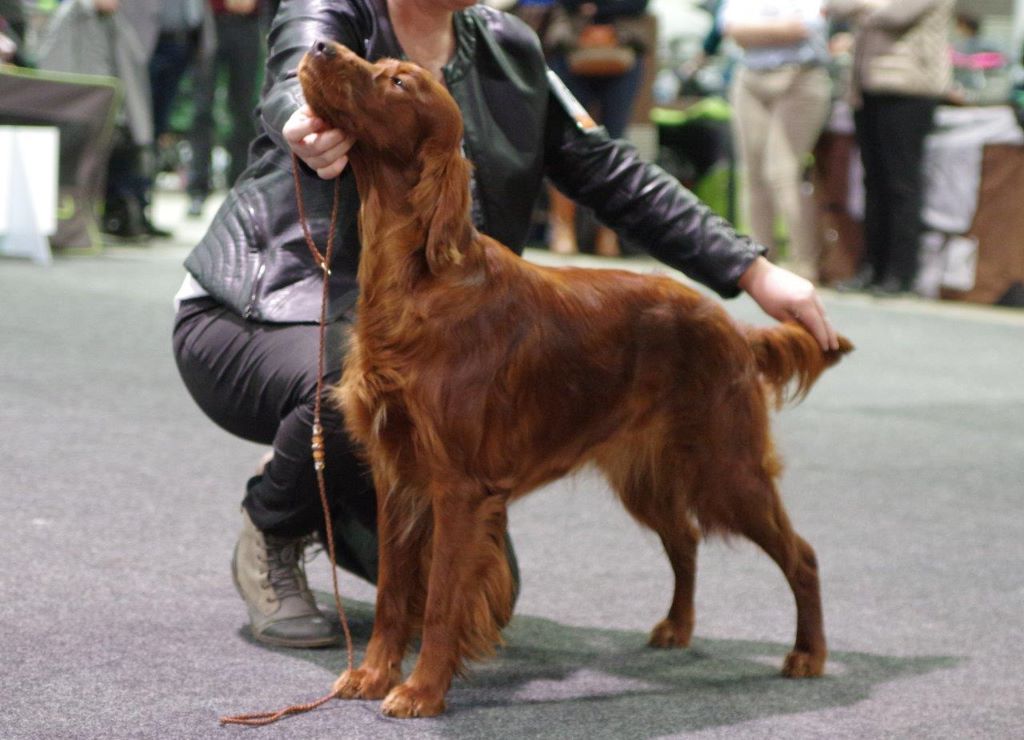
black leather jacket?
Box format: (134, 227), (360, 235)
(183, 0), (764, 323)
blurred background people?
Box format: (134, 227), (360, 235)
(151, 0), (205, 154)
(951, 11), (993, 56)
(35, 0), (163, 242)
(544, 0), (652, 257)
(825, 0), (953, 296)
(948, 11), (1007, 106)
(719, 0), (832, 282)
(186, 0), (264, 219)
(137, 0), (208, 239)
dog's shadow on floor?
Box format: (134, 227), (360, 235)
(242, 595), (957, 736)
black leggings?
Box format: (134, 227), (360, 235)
(172, 299), (378, 581)
(854, 93), (937, 285)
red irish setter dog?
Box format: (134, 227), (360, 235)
(299, 41), (852, 718)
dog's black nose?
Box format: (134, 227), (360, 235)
(311, 40), (336, 58)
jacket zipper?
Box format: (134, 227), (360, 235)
(243, 196), (267, 319)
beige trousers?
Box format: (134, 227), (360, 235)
(729, 64), (831, 279)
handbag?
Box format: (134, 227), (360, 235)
(566, 23), (637, 77)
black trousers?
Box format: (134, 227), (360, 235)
(150, 30), (200, 142)
(172, 299), (378, 582)
(187, 14), (263, 196)
(853, 93), (938, 285)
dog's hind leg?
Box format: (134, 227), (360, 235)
(688, 379), (827, 677)
(698, 458), (827, 677)
(645, 513), (700, 649)
(737, 488), (826, 677)
(334, 472), (431, 701)
(649, 525), (699, 648)
(381, 481), (514, 718)
(599, 441), (701, 649)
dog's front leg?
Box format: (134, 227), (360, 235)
(381, 482), (512, 718)
(334, 473), (429, 701)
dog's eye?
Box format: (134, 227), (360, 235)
(391, 76), (405, 89)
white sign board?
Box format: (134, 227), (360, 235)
(0, 125), (60, 265)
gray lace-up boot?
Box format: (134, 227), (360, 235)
(231, 509), (341, 648)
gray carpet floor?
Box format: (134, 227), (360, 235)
(3, 193), (1023, 738)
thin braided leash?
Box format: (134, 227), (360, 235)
(219, 155), (353, 727)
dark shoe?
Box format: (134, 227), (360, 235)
(834, 266), (875, 294)
(232, 509), (341, 648)
(101, 197), (147, 241)
(141, 215), (173, 239)
(871, 276), (913, 297)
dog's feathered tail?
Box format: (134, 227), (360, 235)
(746, 321), (853, 408)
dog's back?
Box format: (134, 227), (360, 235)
(372, 237), (852, 502)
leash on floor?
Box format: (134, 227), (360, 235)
(219, 159), (352, 727)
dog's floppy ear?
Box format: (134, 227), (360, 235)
(413, 143), (475, 274)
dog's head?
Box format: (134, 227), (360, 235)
(298, 40), (475, 273)
(298, 40), (463, 166)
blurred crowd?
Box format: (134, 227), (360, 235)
(2, 0), (1021, 297)
(2, 0), (278, 241)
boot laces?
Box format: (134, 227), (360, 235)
(262, 534), (313, 601)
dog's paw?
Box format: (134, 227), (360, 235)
(333, 667), (400, 700)
(381, 682), (446, 718)
(647, 618), (693, 649)
(781, 650), (826, 678)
